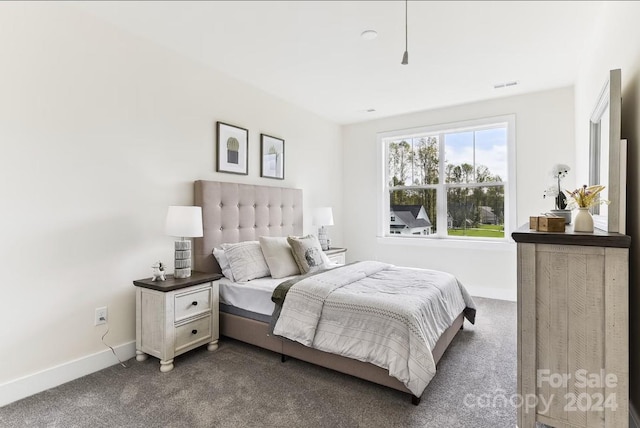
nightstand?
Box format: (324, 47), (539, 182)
(324, 247), (347, 264)
(133, 271), (222, 372)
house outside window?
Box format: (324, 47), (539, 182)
(390, 205), (432, 236)
(379, 115), (516, 241)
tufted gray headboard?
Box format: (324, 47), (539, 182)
(193, 180), (303, 274)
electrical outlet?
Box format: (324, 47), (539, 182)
(95, 307), (108, 326)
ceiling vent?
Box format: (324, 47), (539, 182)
(494, 81), (519, 89)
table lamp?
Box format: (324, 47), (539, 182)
(165, 206), (203, 278)
(313, 207), (334, 250)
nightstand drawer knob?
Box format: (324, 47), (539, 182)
(192, 329), (198, 335)
(191, 301), (198, 306)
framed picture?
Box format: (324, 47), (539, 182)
(217, 122), (248, 175)
(260, 134), (285, 180)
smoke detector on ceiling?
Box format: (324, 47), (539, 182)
(361, 30), (378, 40)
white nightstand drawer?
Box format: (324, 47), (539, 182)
(324, 248), (346, 265)
(175, 286), (211, 322)
(175, 316), (212, 352)
(327, 253), (345, 264)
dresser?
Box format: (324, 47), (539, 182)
(133, 271), (222, 372)
(512, 225), (630, 428)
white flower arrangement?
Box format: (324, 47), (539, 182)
(543, 163), (571, 210)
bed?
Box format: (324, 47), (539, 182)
(193, 180), (474, 404)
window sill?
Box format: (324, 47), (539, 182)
(377, 235), (516, 251)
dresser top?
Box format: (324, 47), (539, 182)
(133, 271), (222, 292)
(511, 224), (630, 248)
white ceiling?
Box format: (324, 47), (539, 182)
(76, 1), (603, 124)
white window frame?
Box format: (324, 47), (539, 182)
(377, 114), (517, 246)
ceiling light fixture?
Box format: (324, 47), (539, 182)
(401, 0), (408, 65)
(361, 30), (378, 40)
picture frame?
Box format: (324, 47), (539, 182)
(216, 122), (248, 175)
(260, 134), (285, 180)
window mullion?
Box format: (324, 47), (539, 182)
(472, 130), (476, 182)
(437, 132), (447, 237)
(389, 185), (437, 191)
(447, 182), (504, 189)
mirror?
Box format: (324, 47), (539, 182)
(588, 69), (625, 233)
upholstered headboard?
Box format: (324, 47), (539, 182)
(193, 180), (303, 274)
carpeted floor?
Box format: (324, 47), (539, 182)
(0, 297), (516, 428)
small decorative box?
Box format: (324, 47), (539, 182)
(530, 215), (565, 232)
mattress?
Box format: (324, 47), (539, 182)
(218, 275), (296, 316)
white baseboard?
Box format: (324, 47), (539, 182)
(469, 285), (517, 302)
(631, 400), (639, 428)
(0, 341), (135, 407)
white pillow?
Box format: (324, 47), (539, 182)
(221, 241), (270, 282)
(259, 236), (300, 279)
(212, 248), (235, 282)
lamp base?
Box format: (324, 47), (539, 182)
(174, 240), (192, 278)
(174, 268), (191, 279)
(318, 226), (330, 251)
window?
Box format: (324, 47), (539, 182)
(380, 115), (515, 241)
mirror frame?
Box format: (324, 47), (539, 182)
(589, 69), (624, 233)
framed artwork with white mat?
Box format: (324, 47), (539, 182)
(217, 122), (248, 175)
(260, 134), (284, 180)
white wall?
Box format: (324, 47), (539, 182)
(572, 1), (640, 418)
(0, 3), (343, 401)
(342, 88), (575, 301)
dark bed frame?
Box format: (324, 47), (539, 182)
(193, 180), (464, 404)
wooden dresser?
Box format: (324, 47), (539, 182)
(512, 225), (630, 428)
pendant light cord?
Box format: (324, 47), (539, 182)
(401, 0), (409, 65)
(405, 0), (408, 52)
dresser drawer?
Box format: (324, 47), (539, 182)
(175, 316), (212, 352)
(174, 286), (211, 322)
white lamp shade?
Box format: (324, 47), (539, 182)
(313, 207), (334, 226)
(165, 206), (203, 238)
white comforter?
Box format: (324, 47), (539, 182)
(272, 261), (475, 397)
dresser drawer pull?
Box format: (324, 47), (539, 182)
(192, 329), (198, 335)
(191, 301), (198, 306)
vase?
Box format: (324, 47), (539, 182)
(573, 207), (594, 233)
(550, 209), (572, 225)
